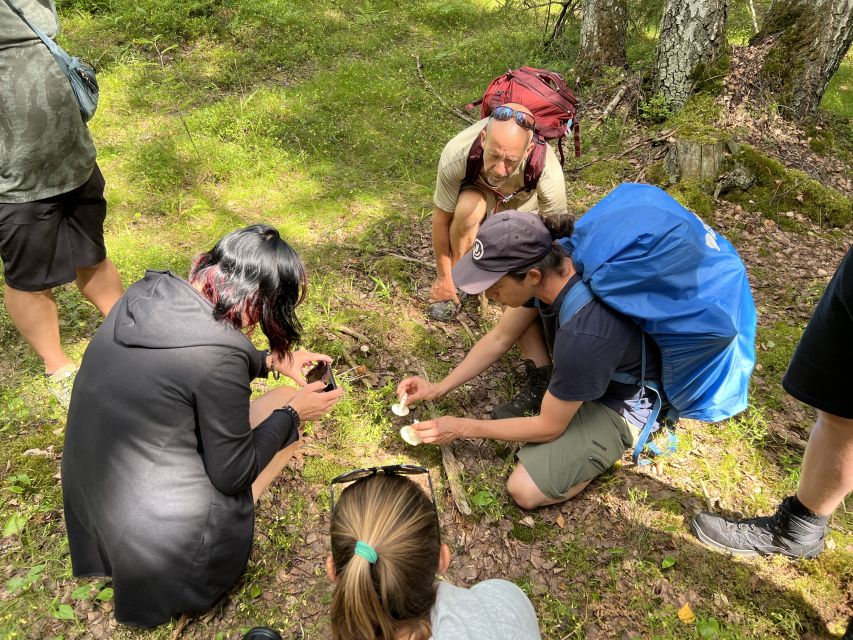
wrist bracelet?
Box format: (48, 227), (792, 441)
(281, 404), (300, 430)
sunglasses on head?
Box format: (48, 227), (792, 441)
(490, 105), (536, 131)
(329, 464), (437, 514)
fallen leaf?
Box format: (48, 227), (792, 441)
(678, 602), (696, 624)
(556, 514), (565, 529)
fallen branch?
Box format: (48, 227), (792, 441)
(457, 317), (476, 343)
(170, 614), (190, 640)
(419, 366), (472, 516)
(591, 83), (628, 130)
(380, 251), (434, 269)
(414, 53), (476, 126)
(333, 324), (371, 344)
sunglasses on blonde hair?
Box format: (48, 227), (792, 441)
(329, 464), (437, 514)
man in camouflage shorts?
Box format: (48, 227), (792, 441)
(1, 0), (123, 407)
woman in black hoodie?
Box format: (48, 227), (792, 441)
(62, 224), (342, 627)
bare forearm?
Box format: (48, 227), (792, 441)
(436, 330), (511, 395)
(432, 210), (453, 279)
(458, 414), (562, 443)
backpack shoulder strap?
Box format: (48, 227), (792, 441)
(523, 135), (547, 192)
(464, 134), (484, 188)
(556, 281), (673, 465)
(557, 280), (594, 327)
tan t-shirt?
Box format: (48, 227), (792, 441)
(433, 119), (567, 216)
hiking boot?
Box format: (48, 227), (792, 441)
(491, 360), (552, 419)
(690, 496), (826, 559)
(46, 364), (78, 410)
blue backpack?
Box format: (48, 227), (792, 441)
(556, 183), (757, 464)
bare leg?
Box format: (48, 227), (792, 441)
(430, 191), (488, 303)
(4, 284), (73, 374)
(75, 259), (123, 316)
(250, 386), (300, 503)
(506, 463), (591, 510)
(448, 189), (488, 263)
(796, 410), (853, 516)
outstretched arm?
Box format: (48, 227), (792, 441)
(398, 306), (540, 401)
(414, 392), (581, 445)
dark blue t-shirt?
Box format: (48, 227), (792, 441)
(536, 274), (664, 430)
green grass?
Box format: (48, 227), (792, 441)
(2, 1), (852, 638)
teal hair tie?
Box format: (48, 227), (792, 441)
(354, 540), (378, 564)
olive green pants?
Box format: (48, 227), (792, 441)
(517, 401), (640, 499)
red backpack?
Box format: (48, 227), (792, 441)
(470, 67), (580, 149)
(463, 67), (580, 200)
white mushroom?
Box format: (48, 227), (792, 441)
(391, 391), (409, 417)
(400, 420), (422, 446)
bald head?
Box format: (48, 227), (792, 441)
(483, 102), (535, 149)
(479, 103), (536, 187)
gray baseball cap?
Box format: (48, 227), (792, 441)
(452, 211), (553, 295)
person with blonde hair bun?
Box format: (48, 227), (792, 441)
(326, 465), (541, 640)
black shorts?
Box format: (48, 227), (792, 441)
(782, 246), (853, 419)
(0, 165), (108, 292)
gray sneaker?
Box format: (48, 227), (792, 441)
(46, 364), (78, 410)
(691, 497), (825, 559)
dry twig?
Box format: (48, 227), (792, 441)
(170, 614), (190, 640)
(333, 324), (371, 344)
(419, 366), (472, 516)
(414, 54), (476, 125)
(591, 84), (628, 130)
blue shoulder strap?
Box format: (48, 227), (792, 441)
(557, 281), (676, 465)
(558, 280), (594, 326)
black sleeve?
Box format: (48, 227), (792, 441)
(193, 352), (299, 495)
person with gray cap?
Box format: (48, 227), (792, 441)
(397, 211), (664, 509)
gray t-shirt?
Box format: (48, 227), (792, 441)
(430, 580), (541, 639)
(0, 0), (96, 203)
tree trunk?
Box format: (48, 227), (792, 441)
(577, 0), (628, 73)
(654, 0), (729, 108)
(751, 0), (853, 118)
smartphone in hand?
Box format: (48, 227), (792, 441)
(305, 361), (337, 392)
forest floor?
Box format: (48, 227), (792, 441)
(1, 1), (851, 639)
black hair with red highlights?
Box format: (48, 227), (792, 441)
(189, 224), (306, 354)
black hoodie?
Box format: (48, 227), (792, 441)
(62, 270), (298, 627)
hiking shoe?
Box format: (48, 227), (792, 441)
(427, 299), (460, 321)
(691, 497), (825, 559)
(46, 364), (78, 410)
(492, 360), (552, 419)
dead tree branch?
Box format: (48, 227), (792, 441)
(419, 366), (472, 516)
(414, 54), (476, 125)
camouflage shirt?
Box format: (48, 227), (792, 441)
(0, 0), (96, 203)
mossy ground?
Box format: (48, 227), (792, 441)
(724, 146), (852, 228)
(1, 1), (851, 639)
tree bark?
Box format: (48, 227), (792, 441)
(751, 0), (853, 118)
(654, 0), (729, 108)
(577, 0), (628, 72)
